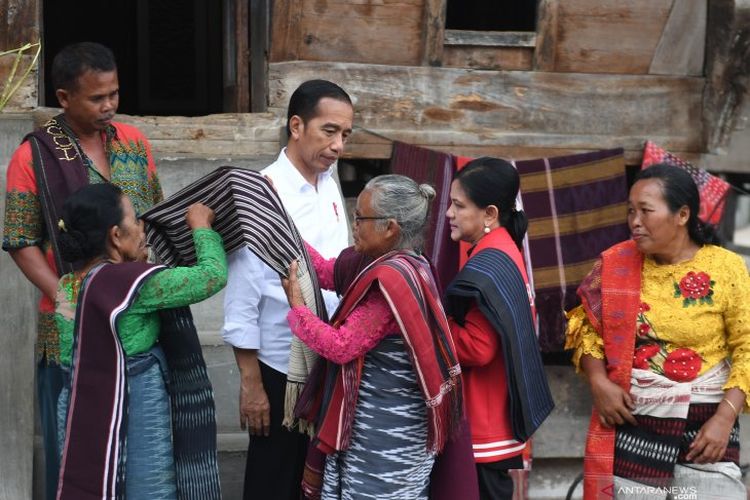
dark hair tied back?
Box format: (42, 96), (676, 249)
(57, 184), (125, 263)
(455, 157), (528, 250)
(634, 163), (720, 246)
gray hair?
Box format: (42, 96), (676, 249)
(364, 174), (436, 251)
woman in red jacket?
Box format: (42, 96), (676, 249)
(444, 157), (554, 499)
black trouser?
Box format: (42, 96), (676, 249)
(243, 362), (309, 500)
(476, 455), (522, 500)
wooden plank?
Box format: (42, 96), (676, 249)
(269, 61), (704, 151)
(294, 0), (423, 65)
(421, 0), (446, 66)
(249, 0), (269, 112)
(444, 30), (536, 47)
(269, 0), (303, 61)
(534, 0), (559, 71)
(649, 0), (707, 76)
(0, 0), (40, 111)
(554, 0), (673, 74)
(236, 0), (251, 111)
(443, 46), (533, 71)
(33, 108), (283, 156)
(703, 0), (750, 152)
(0, 0), (39, 49)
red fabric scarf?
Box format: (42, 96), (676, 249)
(312, 251), (463, 454)
(577, 240), (642, 499)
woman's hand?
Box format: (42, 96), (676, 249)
(186, 203), (215, 229)
(589, 374), (638, 428)
(581, 354), (637, 428)
(686, 389), (743, 464)
(685, 411), (734, 464)
(281, 260), (306, 308)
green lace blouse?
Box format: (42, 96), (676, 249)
(55, 228), (227, 366)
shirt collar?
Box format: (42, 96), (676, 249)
(276, 148), (334, 193)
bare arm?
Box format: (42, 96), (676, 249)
(9, 246), (58, 301)
(232, 347), (270, 437)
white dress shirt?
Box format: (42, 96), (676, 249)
(221, 149), (349, 373)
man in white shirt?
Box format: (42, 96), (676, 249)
(222, 80), (352, 500)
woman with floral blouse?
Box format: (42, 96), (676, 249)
(566, 164), (749, 499)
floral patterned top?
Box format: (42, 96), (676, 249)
(286, 244), (399, 365)
(566, 244), (750, 409)
(55, 229), (226, 366)
(3, 121), (163, 362)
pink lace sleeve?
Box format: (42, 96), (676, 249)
(304, 241), (336, 290)
(287, 288), (398, 364)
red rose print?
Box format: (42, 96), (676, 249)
(637, 323), (651, 337)
(639, 302), (651, 313)
(663, 348), (702, 382)
(678, 272), (712, 300)
(634, 344), (660, 369)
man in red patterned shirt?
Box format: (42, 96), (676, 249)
(2, 42), (162, 500)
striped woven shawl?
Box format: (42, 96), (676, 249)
(444, 248), (555, 442)
(141, 166), (327, 430)
(309, 251), (463, 454)
(58, 262), (222, 500)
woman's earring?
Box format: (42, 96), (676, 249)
(483, 224), (491, 234)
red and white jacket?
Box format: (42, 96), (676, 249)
(447, 227), (535, 463)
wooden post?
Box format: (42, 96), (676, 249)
(223, 0), (250, 112)
(250, 0), (269, 112)
(703, 0), (750, 153)
(421, 0), (447, 66)
(534, 0), (559, 71)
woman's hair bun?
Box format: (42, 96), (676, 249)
(57, 229), (88, 262)
(418, 183), (436, 201)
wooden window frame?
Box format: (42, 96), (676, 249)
(422, 0), (542, 67)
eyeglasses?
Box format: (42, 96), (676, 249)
(353, 215), (391, 225)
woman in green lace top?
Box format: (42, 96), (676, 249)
(54, 183), (226, 500)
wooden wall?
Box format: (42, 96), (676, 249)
(269, 61), (704, 163)
(540, 0), (706, 76)
(270, 0), (709, 77)
(270, 0), (425, 65)
(0, 0), (40, 110)
(264, 0), (746, 168)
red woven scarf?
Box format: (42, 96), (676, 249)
(577, 240), (642, 499)
(313, 251), (463, 455)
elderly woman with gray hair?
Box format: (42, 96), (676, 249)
(282, 174), (464, 499)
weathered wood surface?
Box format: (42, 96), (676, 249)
(0, 0), (40, 111)
(270, 0), (424, 65)
(269, 61), (704, 152)
(225, 0), (250, 112)
(703, 0), (750, 153)
(34, 108), (283, 157)
(269, 0), (304, 62)
(249, 0), (269, 112)
(534, 0), (559, 71)
(0, 113), (37, 500)
(421, 0), (446, 66)
(554, 0), (673, 73)
(443, 46), (532, 71)
(0, 0), (39, 49)
(444, 30), (536, 47)
(649, 0), (707, 76)
(343, 129), (750, 173)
